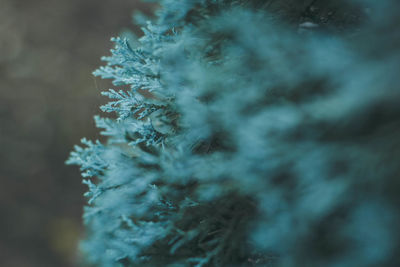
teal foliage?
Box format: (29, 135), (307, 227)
(68, 0), (400, 266)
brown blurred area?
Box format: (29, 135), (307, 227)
(0, 0), (152, 266)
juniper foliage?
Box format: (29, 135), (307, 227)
(68, 0), (400, 266)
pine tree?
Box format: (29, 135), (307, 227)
(68, 0), (400, 266)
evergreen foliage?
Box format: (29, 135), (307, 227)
(68, 0), (400, 266)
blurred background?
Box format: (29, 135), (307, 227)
(0, 0), (152, 266)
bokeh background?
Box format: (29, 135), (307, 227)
(0, 0), (152, 266)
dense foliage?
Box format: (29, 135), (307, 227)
(68, 0), (400, 266)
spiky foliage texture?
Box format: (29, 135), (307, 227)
(68, 0), (400, 266)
